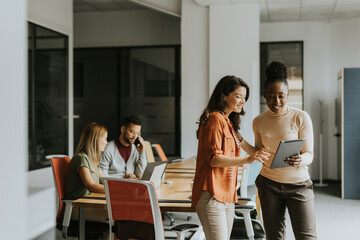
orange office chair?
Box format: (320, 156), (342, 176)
(144, 141), (155, 163)
(151, 143), (168, 162)
(48, 154), (107, 239)
(152, 143), (183, 164)
(103, 177), (199, 240)
(48, 155), (74, 238)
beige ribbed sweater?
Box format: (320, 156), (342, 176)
(253, 105), (314, 183)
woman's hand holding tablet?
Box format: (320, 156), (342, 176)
(270, 139), (305, 169)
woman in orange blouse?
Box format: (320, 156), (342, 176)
(192, 75), (270, 240)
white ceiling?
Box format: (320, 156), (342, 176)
(74, 0), (360, 23)
(73, 0), (145, 12)
(259, 0), (360, 22)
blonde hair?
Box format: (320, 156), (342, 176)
(75, 122), (107, 171)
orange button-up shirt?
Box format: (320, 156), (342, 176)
(191, 112), (241, 207)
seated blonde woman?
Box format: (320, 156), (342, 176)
(65, 122), (109, 239)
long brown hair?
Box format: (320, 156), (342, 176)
(197, 75), (249, 137)
(75, 122), (107, 171)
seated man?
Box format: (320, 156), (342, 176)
(100, 116), (147, 179)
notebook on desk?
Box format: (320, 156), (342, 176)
(141, 161), (167, 188)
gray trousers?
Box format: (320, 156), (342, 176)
(256, 174), (317, 240)
(195, 191), (235, 240)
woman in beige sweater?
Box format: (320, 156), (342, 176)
(240, 61), (316, 240)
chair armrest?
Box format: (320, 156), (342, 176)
(158, 199), (191, 203)
(235, 204), (254, 210)
(168, 158), (184, 164)
(238, 197), (252, 202)
(61, 199), (73, 239)
(234, 203), (254, 220)
(171, 223), (200, 240)
(237, 197), (252, 205)
(171, 223), (199, 232)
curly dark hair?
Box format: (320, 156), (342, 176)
(120, 115), (141, 128)
(196, 75), (249, 138)
(264, 61), (289, 90)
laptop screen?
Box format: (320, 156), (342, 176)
(141, 161), (167, 188)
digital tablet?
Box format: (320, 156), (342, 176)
(270, 139), (305, 169)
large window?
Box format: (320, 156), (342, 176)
(28, 23), (68, 170)
(260, 42), (303, 112)
(74, 46), (180, 156)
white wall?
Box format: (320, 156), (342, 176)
(329, 16), (360, 180)
(134, 0), (181, 16)
(181, 0), (209, 157)
(74, 9), (180, 48)
(28, 0), (72, 35)
(73, 2), (360, 180)
(260, 18), (360, 181)
(0, 1), (27, 239)
(260, 21), (332, 180)
(209, 4), (260, 141)
(26, 0), (73, 238)
(181, 2), (261, 158)
(305, 23), (331, 179)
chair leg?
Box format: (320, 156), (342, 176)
(61, 226), (68, 239)
(189, 225), (205, 240)
(62, 201), (73, 239)
(175, 231), (186, 240)
(235, 208), (255, 240)
(174, 225), (203, 240)
(164, 212), (175, 226)
(242, 209), (255, 240)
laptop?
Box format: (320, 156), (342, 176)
(141, 161), (167, 188)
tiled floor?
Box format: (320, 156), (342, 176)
(286, 183), (360, 240)
(164, 183), (360, 240)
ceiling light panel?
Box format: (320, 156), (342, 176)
(301, 7), (333, 14)
(73, 4), (98, 12)
(90, 2), (121, 11)
(336, 0), (360, 5)
(83, 0), (113, 3)
(301, 0), (336, 7)
(267, 2), (300, 10)
(232, 0), (265, 3)
(301, 12), (331, 21)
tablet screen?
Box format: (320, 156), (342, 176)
(270, 139), (305, 169)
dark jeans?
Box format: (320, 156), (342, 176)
(256, 174), (317, 240)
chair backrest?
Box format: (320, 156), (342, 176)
(47, 155), (71, 222)
(103, 177), (164, 240)
(152, 144), (168, 162)
(239, 164), (264, 225)
(144, 141), (155, 163)
(240, 164), (249, 198)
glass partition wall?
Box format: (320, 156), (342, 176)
(260, 42), (304, 112)
(28, 23), (68, 170)
(74, 46), (180, 156)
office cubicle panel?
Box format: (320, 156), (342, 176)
(342, 68), (360, 199)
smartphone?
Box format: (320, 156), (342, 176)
(134, 138), (140, 146)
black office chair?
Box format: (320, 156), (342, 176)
(230, 164), (265, 240)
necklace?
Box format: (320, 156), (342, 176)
(232, 129), (240, 149)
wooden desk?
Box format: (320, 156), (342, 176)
(72, 157), (197, 239)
